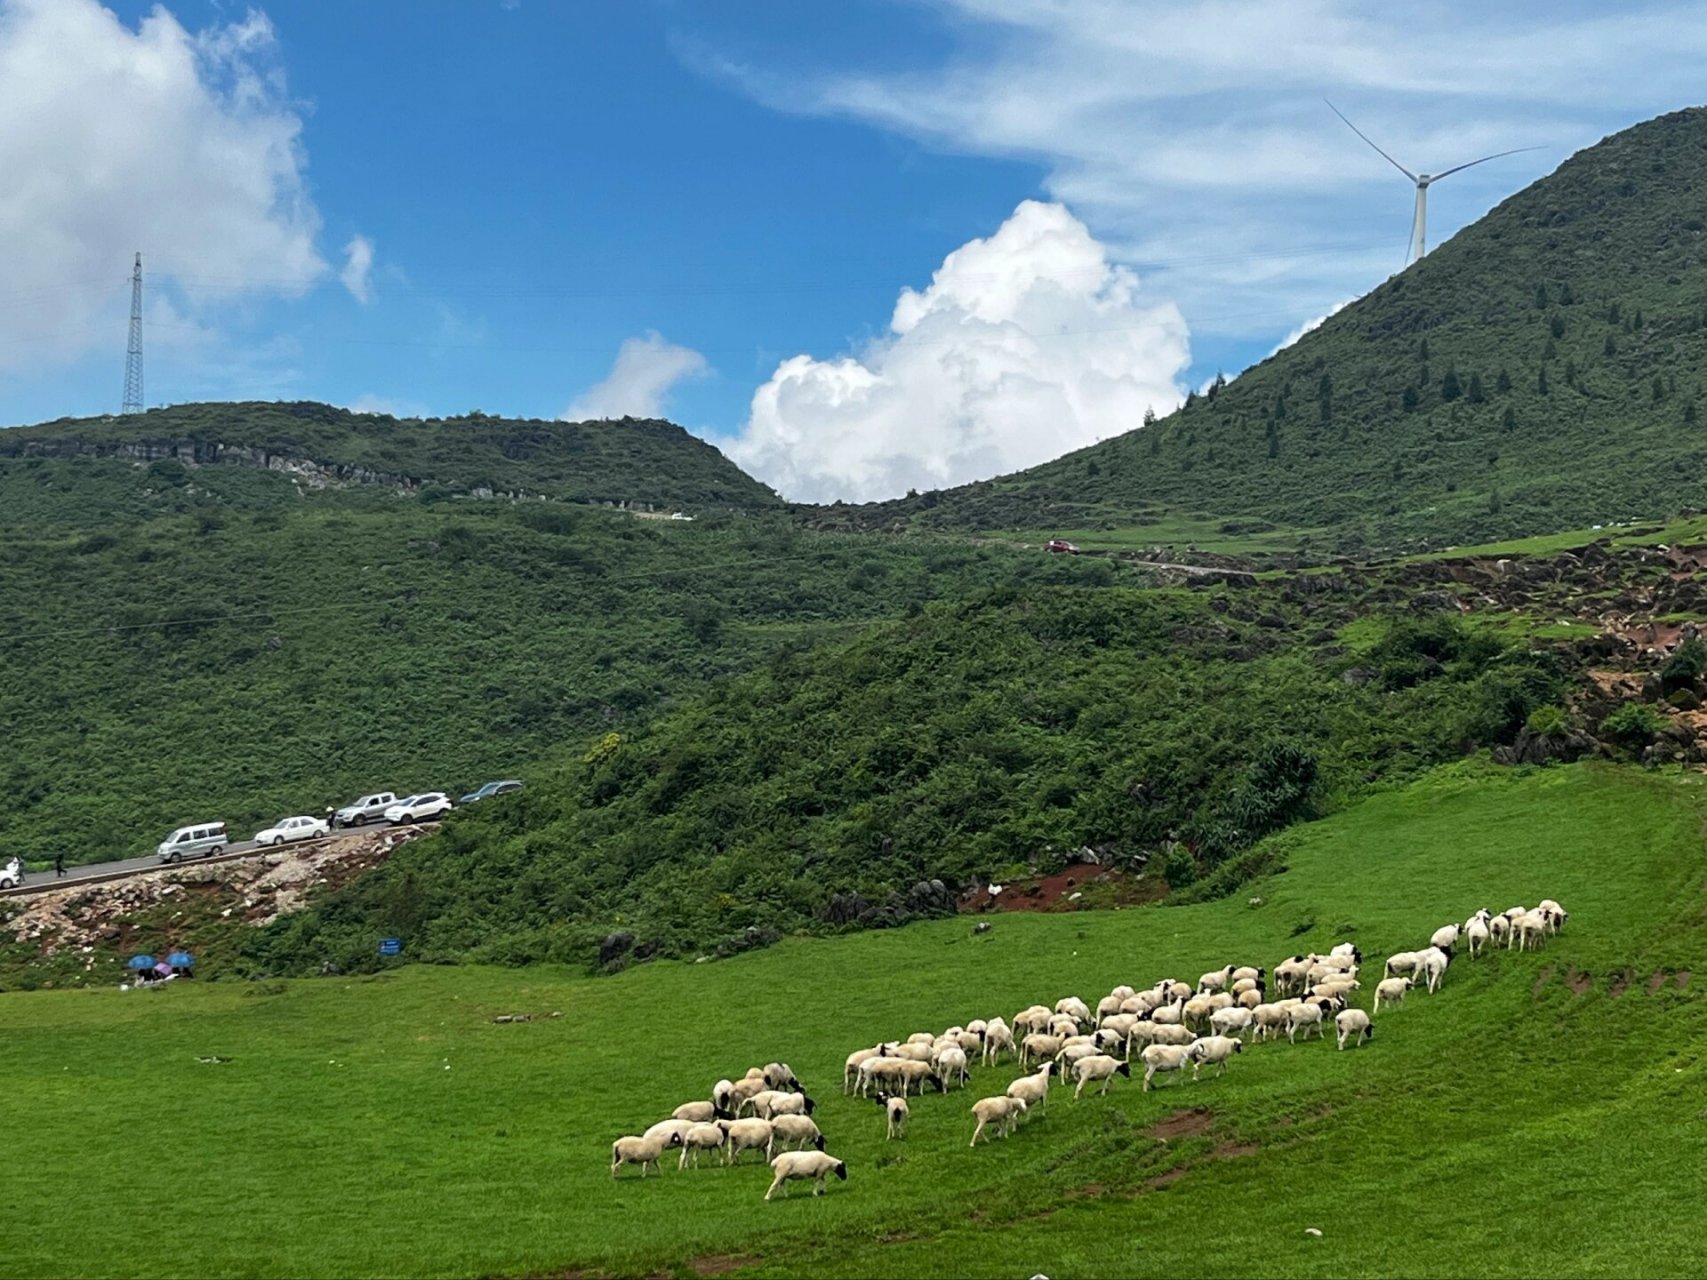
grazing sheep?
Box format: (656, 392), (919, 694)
(769, 1114), (825, 1152)
(611, 1131), (684, 1178)
(1373, 976), (1412, 1011)
(1415, 946), (1451, 993)
(643, 1118), (698, 1145)
(1252, 1002), (1295, 1041)
(712, 1078), (736, 1113)
(1056, 996), (1093, 1027)
(1209, 1006), (1255, 1041)
(1161, 980), (1193, 1003)
(1140, 1043), (1194, 1090)
(764, 1062), (800, 1091)
(765, 1150), (847, 1200)
(1147, 1023), (1195, 1047)
(1466, 916), (1491, 957)
(1232, 965), (1265, 984)
(1384, 951), (1423, 979)
(1182, 994), (1219, 1032)
(1311, 979), (1360, 1003)
(1236, 988), (1266, 1010)
(1072, 1053), (1132, 1099)
(1511, 909), (1549, 951)
(1538, 899), (1568, 933)
(967, 1018), (989, 1036)
(1095, 994), (1125, 1022)
(888, 1042), (935, 1064)
(982, 1019), (1016, 1065)
(1231, 977), (1261, 996)
(1274, 956), (1313, 995)
(858, 1057), (945, 1097)
(1149, 1000), (1186, 1027)
(1335, 1008), (1373, 1050)
(1286, 1002), (1326, 1043)
(723, 1118), (776, 1166)
(934, 1044), (970, 1088)
(1005, 1063), (1054, 1116)
(843, 1047), (885, 1094)
(672, 1100), (728, 1124)
(1430, 924), (1461, 952)
(1330, 943), (1362, 963)
(677, 1121), (731, 1169)
(1014, 1005), (1053, 1037)
(970, 1095), (1027, 1145)
(728, 1076), (770, 1111)
(760, 1091), (816, 1119)
(1020, 1033), (1066, 1068)
(874, 1090), (909, 1139)
(1197, 965), (1237, 994)
(1188, 1035), (1243, 1080)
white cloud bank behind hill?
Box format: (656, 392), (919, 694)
(726, 200), (1189, 504)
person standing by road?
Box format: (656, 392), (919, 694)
(54, 852), (66, 879)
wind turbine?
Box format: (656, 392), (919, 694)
(1326, 100), (1540, 265)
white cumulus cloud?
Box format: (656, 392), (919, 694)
(726, 200), (1189, 504)
(340, 236), (375, 303)
(0, 0), (325, 373)
(1273, 300), (1351, 355)
(563, 332), (709, 420)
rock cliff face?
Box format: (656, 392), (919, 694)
(0, 434), (421, 492)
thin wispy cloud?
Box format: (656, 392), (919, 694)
(698, 0), (1707, 339)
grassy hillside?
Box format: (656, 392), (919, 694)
(0, 399), (782, 512)
(6, 763), (1704, 1278)
(246, 579), (1562, 974)
(842, 107), (1707, 556)
(0, 462), (1118, 864)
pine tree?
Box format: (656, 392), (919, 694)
(1653, 375), (1666, 402)
(1502, 407), (1517, 431)
(1565, 359), (1578, 388)
(1543, 338), (1556, 361)
(1402, 386), (1420, 412)
(1560, 282), (1575, 305)
(1538, 366), (1550, 394)
(1605, 333), (1618, 357)
(1143, 407), (1157, 427)
(1467, 372), (1485, 404)
(1534, 284), (1549, 308)
(1266, 420), (1280, 459)
(1687, 402), (1699, 425)
(1550, 315), (1566, 339)
(1496, 368), (1512, 395)
(1441, 369), (1463, 400)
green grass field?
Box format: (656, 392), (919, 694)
(6, 761), (1705, 1279)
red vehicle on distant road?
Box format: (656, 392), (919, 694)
(1044, 539), (1080, 554)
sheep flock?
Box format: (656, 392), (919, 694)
(610, 898), (1569, 1198)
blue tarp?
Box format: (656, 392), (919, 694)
(126, 954), (156, 970)
(167, 951), (194, 967)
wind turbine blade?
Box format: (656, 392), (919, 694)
(1429, 146), (1545, 182)
(1325, 99), (1417, 181)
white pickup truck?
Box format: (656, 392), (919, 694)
(333, 792), (399, 828)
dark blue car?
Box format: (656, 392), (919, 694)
(459, 779), (524, 805)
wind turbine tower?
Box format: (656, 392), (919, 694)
(1326, 102), (1539, 265)
(122, 252), (144, 415)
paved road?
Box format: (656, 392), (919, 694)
(0, 820), (435, 899)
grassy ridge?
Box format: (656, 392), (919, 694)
(850, 108), (1707, 555)
(5, 762), (1703, 1278)
(0, 466), (1120, 865)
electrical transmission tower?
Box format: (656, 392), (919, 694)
(122, 252), (144, 415)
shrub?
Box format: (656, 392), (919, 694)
(1660, 638), (1707, 692)
(1602, 701), (1661, 747)
(1525, 705), (1569, 736)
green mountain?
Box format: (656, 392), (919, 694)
(840, 107), (1707, 555)
(0, 427), (1119, 866)
(0, 400), (783, 516)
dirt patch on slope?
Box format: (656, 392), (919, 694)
(687, 1257), (760, 1277)
(1147, 1109), (1214, 1140)
(962, 862), (1163, 913)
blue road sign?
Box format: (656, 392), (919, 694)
(378, 937), (402, 956)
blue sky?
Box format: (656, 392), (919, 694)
(4, 0), (1707, 500)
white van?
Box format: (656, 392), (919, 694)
(156, 822), (229, 863)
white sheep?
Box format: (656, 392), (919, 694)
(1335, 1008), (1373, 1050)
(1149, 1000), (1186, 1027)
(875, 1090), (909, 1139)
(1415, 946), (1451, 993)
(1236, 988), (1265, 1010)
(1329, 943), (1362, 962)
(763, 1062), (800, 1091)
(1514, 909), (1551, 952)
(858, 1057), (943, 1097)
(1286, 1002), (1326, 1043)
(1020, 1033), (1066, 1068)
(1182, 993), (1219, 1031)
(970, 1095), (1027, 1144)
(765, 1150), (847, 1199)
(1430, 923), (1460, 952)
(1014, 1005), (1053, 1037)
(1188, 1035), (1243, 1080)
(712, 1078), (735, 1113)
(1048, 1015), (1081, 1039)
(1488, 914), (1511, 945)
(982, 1019), (1016, 1065)
(1147, 1023), (1195, 1047)
(643, 1118), (698, 1145)
(1140, 1043), (1193, 1090)
(1384, 951), (1423, 979)
(1373, 976), (1412, 1011)
(1538, 899), (1568, 933)
(727, 1076), (770, 1111)
(1311, 979), (1360, 1003)
(1231, 977), (1261, 996)
(1056, 996), (1093, 1027)
(1095, 994), (1125, 1022)
(611, 1131), (683, 1178)
(677, 1121), (731, 1169)
(1005, 1063), (1054, 1115)
(1197, 965), (1237, 994)
(1465, 916), (1491, 957)
(758, 1091), (816, 1119)
(1251, 1002), (1294, 1041)
(769, 1114), (825, 1153)
(1209, 1006), (1255, 1041)
(723, 1118), (776, 1166)
(935, 1044), (970, 1088)
(1160, 980), (1193, 1003)
(1071, 1053), (1132, 1099)
(672, 1100), (725, 1124)
(1274, 956), (1313, 995)
(1232, 965), (1265, 984)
